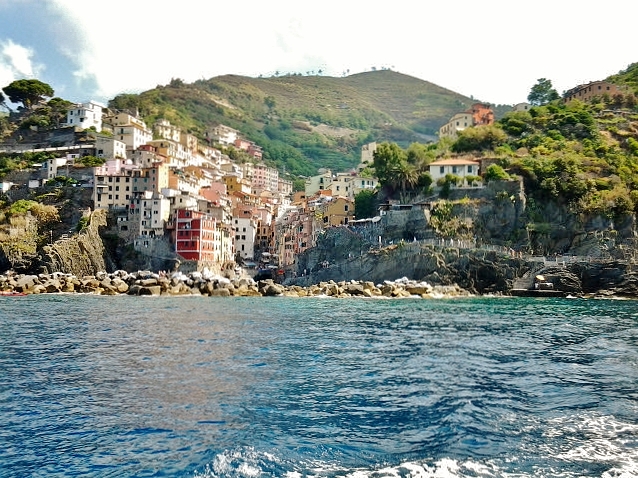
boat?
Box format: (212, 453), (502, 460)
(0, 290), (27, 296)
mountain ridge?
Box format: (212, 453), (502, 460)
(108, 70), (494, 176)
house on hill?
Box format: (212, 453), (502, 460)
(428, 158), (481, 187)
(563, 81), (621, 103)
(438, 103), (494, 139)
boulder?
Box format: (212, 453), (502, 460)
(139, 285), (162, 296)
(209, 288), (231, 297)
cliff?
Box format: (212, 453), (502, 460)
(38, 209), (111, 276)
(292, 239), (527, 294)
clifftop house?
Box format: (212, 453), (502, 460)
(563, 81), (621, 103)
(438, 103), (494, 139)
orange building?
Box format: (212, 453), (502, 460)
(470, 103), (495, 126)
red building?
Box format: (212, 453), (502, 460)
(174, 209), (218, 261)
(470, 103), (495, 126)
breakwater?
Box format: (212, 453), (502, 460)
(0, 270), (471, 298)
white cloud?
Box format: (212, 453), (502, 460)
(0, 39), (43, 87)
(43, 0), (638, 105)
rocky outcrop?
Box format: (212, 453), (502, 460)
(294, 241), (527, 294)
(38, 209), (109, 276)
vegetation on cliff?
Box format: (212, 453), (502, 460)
(371, 95), (638, 219)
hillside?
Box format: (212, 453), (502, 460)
(107, 71), (478, 177)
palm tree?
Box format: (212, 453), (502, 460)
(391, 161), (419, 201)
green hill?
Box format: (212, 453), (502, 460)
(107, 70), (479, 177)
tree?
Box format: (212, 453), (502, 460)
(406, 142), (436, 167)
(354, 189), (377, 219)
(77, 155), (106, 167)
(2, 79), (54, 109)
(391, 160), (419, 197)
(46, 97), (73, 128)
(452, 125), (508, 152)
(372, 142), (407, 188)
(527, 78), (560, 106)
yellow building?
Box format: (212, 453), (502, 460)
(322, 196), (354, 226)
(223, 174), (252, 194)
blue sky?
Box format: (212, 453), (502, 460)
(1, 0), (637, 107)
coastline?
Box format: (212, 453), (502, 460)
(0, 270), (474, 299)
(1, 269), (635, 300)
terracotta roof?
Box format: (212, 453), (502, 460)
(429, 158), (480, 166)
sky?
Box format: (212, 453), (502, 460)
(1, 0), (637, 108)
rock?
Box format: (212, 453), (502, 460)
(127, 284), (142, 295)
(261, 282), (284, 296)
(139, 285), (162, 296)
(111, 278), (129, 293)
(139, 278), (159, 287)
(209, 288), (231, 297)
(31, 284), (46, 294)
(42, 279), (62, 293)
(343, 283), (365, 295)
(14, 275), (38, 292)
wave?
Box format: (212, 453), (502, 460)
(193, 449), (501, 478)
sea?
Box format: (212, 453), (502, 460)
(1, 294), (637, 478)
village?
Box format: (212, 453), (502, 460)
(0, 79), (624, 278)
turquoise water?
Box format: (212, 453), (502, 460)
(1, 295), (637, 477)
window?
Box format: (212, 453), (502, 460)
(452, 166), (458, 173)
(467, 165), (473, 173)
(344, 204), (349, 212)
(440, 166), (444, 174)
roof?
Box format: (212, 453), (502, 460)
(429, 158), (480, 166)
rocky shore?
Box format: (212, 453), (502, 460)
(0, 270), (473, 299)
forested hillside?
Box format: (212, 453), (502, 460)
(107, 70), (479, 177)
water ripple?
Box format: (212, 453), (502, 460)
(0, 295), (637, 477)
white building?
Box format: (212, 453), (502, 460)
(337, 173), (378, 199)
(234, 216), (258, 260)
(304, 169), (333, 197)
(154, 119), (181, 142)
(438, 113), (474, 139)
(208, 124), (240, 145)
(107, 113), (153, 151)
(96, 136), (127, 160)
(428, 158), (481, 187)
(93, 159), (139, 209)
(43, 157), (69, 179)
(128, 191), (171, 237)
(65, 101), (105, 131)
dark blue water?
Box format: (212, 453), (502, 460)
(1, 295), (637, 477)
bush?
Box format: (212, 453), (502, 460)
(484, 164), (510, 182)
